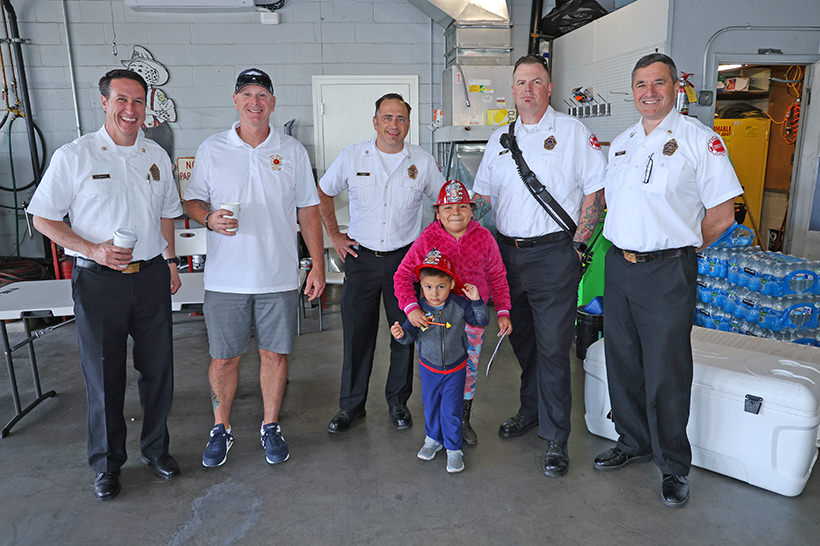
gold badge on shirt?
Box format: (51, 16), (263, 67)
(408, 164), (418, 179)
(663, 139), (678, 156)
(270, 154), (284, 171)
(544, 136), (557, 150)
(149, 164), (160, 181)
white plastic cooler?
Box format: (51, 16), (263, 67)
(583, 327), (820, 496)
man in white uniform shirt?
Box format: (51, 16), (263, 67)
(472, 55), (605, 477)
(184, 69), (325, 468)
(319, 93), (444, 433)
(594, 53), (741, 507)
(29, 69), (183, 501)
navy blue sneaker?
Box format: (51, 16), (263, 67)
(261, 423), (289, 464)
(202, 424), (233, 468)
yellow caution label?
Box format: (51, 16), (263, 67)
(486, 109), (517, 126)
(685, 86), (697, 102)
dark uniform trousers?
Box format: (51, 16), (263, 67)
(603, 246), (697, 476)
(500, 235), (580, 442)
(338, 245), (414, 411)
(71, 258), (174, 473)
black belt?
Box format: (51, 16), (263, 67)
(356, 244), (409, 258)
(614, 247), (687, 264)
(498, 232), (567, 248)
(74, 255), (163, 274)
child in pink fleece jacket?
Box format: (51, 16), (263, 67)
(394, 180), (512, 447)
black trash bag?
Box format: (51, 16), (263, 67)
(540, 0), (609, 38)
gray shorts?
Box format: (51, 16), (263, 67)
(203, 290), (298, 359)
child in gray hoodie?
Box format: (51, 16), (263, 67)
(390, 248), (489, 473)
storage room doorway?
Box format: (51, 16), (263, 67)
(713, 62), (808, 251)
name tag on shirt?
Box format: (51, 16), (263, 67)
(356, 172), (370, 176)
(92, 174), (111, 180)
(614, 150), (626, 157)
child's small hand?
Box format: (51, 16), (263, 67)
(462, 283), (480, 301)
(497, 315), (513, 336)
(390, 321), (405, 339)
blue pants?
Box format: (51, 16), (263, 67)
(420, 360), (466, 451)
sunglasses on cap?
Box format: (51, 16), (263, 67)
(235, 68), (274, 95)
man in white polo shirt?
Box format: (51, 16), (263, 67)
(184, 68), (325, 468)
(318, 93), (444, 434)
(594, 53), (741, 507)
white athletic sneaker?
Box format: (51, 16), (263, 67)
(446, 449), (464, 473)
(417, 436), (443, 461)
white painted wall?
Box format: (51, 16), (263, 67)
(2, 0), (447, 258)
(0, 0), (589, 259)
(550, 0), (669, 144)
(549, 0), (820, 257)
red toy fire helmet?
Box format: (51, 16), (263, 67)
(434, 179), (473, 207)
(413, 248), (463, 292)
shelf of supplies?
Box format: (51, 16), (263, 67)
(716, 90), (770, 101)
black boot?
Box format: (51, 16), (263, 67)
(462, 399), (477, 446)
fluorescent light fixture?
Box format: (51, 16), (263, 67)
(718, 64), (742, 72)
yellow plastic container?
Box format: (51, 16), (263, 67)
(712, 118), (771, 243)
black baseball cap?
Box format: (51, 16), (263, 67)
(234, 68), (274, 94)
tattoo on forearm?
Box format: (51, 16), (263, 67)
(186, 199), (211, 215)
(574, 191), (605, 244)
(473, 196), (491, 221)
(211, 389), (219, 411)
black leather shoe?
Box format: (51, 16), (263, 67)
(498, 413), (537, 438)
(94, 471), (121, 501)
(593, 446), (652, 472)
(661, 474), (690, 507)
(328, 407), (366, 433)
(541, 440), (569, 477)
(389, 404), (413, 430)
(140, 454), (181, 480)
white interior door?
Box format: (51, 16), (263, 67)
(313, 75), (419, 176)
(312, 75), (419, 228)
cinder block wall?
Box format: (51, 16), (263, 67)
(1, 0), (536, 258)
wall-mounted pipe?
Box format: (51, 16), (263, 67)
(700, 25), (820, 98)
(1, 0), (41, 185)
(61, 0), (82, 138)
(528, 0), (544, 55)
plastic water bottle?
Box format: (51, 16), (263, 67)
(697, 276), (711, 304)
(713, 278), (729, 308)
(738, 291), (761, 323)
(786, 261), (815, 294)
(783, 294), (815, 329)
(726, 249), (742, 285)
(697, 251), (709, 276)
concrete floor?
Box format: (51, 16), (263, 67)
(1, 305), (818, 546)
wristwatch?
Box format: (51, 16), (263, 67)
(166, 257), (180, 265)
(572, 240), (588, 253)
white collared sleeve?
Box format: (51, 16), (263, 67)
(695, 134), (743, 209)
(294, 142), (320, 208)
(420, 155), (445, 200)
(159, 152), (183, 218)
(318, 146), (352, 197)
(27, 146), (75, 221)
(574, 127), (607, 195)
(184, 141), (213, 202)
(472, 129), (504, 197)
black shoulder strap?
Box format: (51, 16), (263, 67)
(499, 121), (577, 236)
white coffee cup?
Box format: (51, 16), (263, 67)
(220, 202), (240, 232)
(113, 228), (138, 249)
